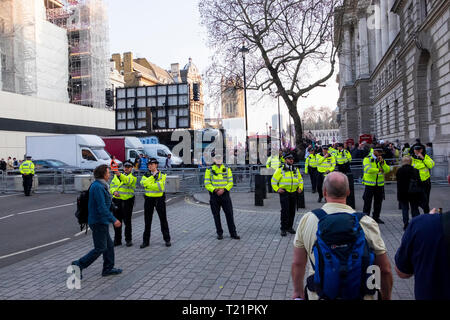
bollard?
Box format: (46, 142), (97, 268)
(346, 172), (355, 209)
(254, 174), (265, 206)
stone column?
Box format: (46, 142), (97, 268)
(343, 26), (352, 84)
(380, 0), (389, 54)
(375, 1), (382, 64)
(354, 22), (360, 79)
(388, 0), (399, 43)
(358, 15), (370, 76)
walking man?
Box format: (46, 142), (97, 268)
(271, 154), (304, 237)
(204, 154), (240, 240)
(19, 155), (35, 196)
(110, 160), (137, 247)
(362, 145), (391, 224)
(411, 145), (435, 213)
(335, 143), (352, 173)
(316, 145), (336, 203)
(304, 147), (318, 193)
(140, 158), (171, 248)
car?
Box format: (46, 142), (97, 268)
(32, 159), (85, 185)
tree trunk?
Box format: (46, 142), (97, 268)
(284, 98), (305, 158)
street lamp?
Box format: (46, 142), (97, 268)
(239, 44), (250, 160)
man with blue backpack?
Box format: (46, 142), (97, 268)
(291, 172), (393, 300)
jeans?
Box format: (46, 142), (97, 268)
(399, 200), (420, 225)
(77, 223), (114, 272)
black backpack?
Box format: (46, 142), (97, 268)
(75, 186), (91, 233)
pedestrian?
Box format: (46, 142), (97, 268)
(0, 158), (6, 172)
(110, 155), (119, 172)
(110, 161), (137, 247)
(304, 147), (318, 194)
(204, 154), (240, 240)
(396, 156), (422, 230)
(316, 145), (336, 203)
(6, 157), (14, 170)
(362, 144), (391, 224)
(139, 155), (148, 172)
(395, 209), (450, 300)
(71, 164), (123, 278)
(19, 156), (35, 196)
(335, 142), (352, 173)
(134, 154), (142, 170)
(13, 158), (18, 169)
(291, 172), (393, 300)
(271, 153), (304, 237)
(425, 142), (433, 158)
(140, 158), (171, 248)
(402, 143), (411, 157)
(165, 153), (172, 169)
(411, 144), (435, 213)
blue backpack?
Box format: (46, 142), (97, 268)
(307, 209), (376, 300)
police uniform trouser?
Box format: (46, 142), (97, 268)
(142, 195), (170, 243)
(113, 196), (135, 243)
(337, 163), (350, 174)
(279, 191), (297, 231)
(308, 167), (318, 192)
(419, 178), (431, 213)
(316, 173), (325, 199)
(209, 191), (237, 236)
(22, 174), (33, 196)
(363, 186), (384, 220)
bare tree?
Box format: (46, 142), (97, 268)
(199, 0), (346, 153)
(302, 106), (339, 130)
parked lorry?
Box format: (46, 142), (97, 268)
(26, 134), (117, 170)
(101, 136), (146, 163)
(142, 143), (183, 167)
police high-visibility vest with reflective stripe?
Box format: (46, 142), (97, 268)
(140, 171), (166, 197)
(305, 154), (318, 174)
(402, 148), (410, 157)
(19, 160), (35, 175)
(412, 155), (434, 181)
(110, 172), (137, 200)
(204, 164), (233, 193)
(336, 150), (352, 165)
(316, 154), (336, 175)
(266, 155), (284, 169)
(271, 167), (303, 193)
(362, 156), (390, 187)
(328, 147), (338, 157)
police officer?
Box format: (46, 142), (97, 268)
(204, 154), (240, 240)
(140, 158), (171, 248)
(271, 154), (303, 236)
(411, 144), (435, 213)
(304, 147), (318, 193)
(316, 145), (336, 203)
(110, 160), (137, 247)
(335, 142), (352, 173)
(266, 149), (285, 169)
(19, 155), (35, 196)
(362, 145), (390, 224)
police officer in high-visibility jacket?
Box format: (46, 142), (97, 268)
(19, 155), (35, 196)
(204, 154), (240, 240)
(140, 158), (171, 248)
(316, 145), (336, 203)
(271, 154), (303, 237)
(266, 150), (285, 169)
(110, 161), (137, 247)
(304, 147), (318, 193)
(362, 145), (390, 224)
(411, 144), (435, 213)
(335, 143), (352, 173)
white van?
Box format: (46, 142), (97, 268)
(142, 144), (183, 167)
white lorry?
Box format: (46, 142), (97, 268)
(26, 134), (118, 170)
(142, 144), (183, 167)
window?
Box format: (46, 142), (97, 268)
(157, 149), (168, 157)
(82, 149), (96, 161)
(130, 150), (138, 159)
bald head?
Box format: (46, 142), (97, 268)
(323, 172), (350, 200)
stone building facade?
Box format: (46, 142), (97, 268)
(220, 76), (245, 119)
(336, 0), (449, 158)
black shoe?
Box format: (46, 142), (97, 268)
(317, 198), (322, 203)
(71, 261), (83, 280)
(217, 235), (224, 240)
(114, 241), (122, 247)
(287, 229), (296, 234)
(375, 218), (385, 224)
(126, 241), (133, 247)
(165, 241), (171, 247)
(140, 242), (149, 249)
(280, 230), (287, 237)
(403, 222), (409, 231)
(102, 268), (122, 277)
(231, 235), (240, 240)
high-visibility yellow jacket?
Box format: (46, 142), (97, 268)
(328, 147), (338, 157)
(362, 156), (390, 187)
(204, 164), (233, 193)
(305, 154), (318, 174)
(271, 167), (303, 193)
(19, 160), (35, 175)
(335, 149), (352, 165)
(110, 172), (137, 200)
(316, 154), (336, 175)
(402, 148), (410, 157)
(266, 155), (284, 169)
(140, 171), (166, 197)
(412, 155), (435, 181)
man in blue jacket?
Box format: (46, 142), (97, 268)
(72, 164), (123, 278)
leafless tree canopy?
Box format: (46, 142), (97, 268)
(199, 0), (345, 151)
(302, 106), (339, 130)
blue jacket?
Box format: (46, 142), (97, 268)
(139, 157), (148, 171)
(88, 180), (116, 226)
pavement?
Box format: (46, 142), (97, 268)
(0, 182), (449, 300)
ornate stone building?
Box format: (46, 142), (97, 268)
(336, 0), (449, 158)
(221, 76), (245, 119)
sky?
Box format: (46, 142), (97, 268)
(107, 0), (339, 134)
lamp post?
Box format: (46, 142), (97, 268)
(239, 44), (250, 162)
(277, 94), (281, 145)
